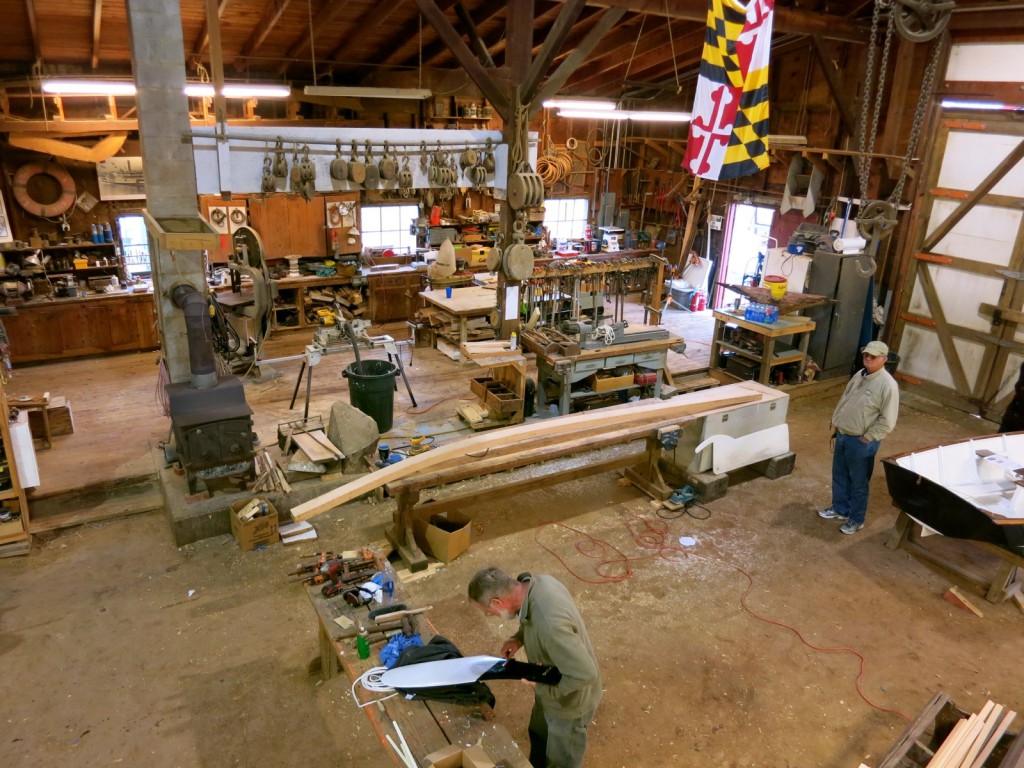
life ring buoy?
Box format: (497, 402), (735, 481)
(12, 161), (77, 218)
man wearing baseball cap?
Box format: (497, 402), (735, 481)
(817, 340), (899, 534)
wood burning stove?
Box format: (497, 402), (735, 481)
(167, 376), (255, 493)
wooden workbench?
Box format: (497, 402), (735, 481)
(418, 285), (497, 351)
(527, 330), (685, 416)
(305, 564), (530, 767)
(709, 308), (816, 385)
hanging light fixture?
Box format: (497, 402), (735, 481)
(303, 85), (432, 99)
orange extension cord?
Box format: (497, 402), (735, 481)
(534, 516), (911, 722)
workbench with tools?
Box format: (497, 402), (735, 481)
(300, 547), (530, 767)
(522, 322), (685, 416)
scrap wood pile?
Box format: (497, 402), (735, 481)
(305, 285), (365, 323)
(869, 691), (1023, 768)
(414, 306), (495, 343)
(290, 382), (767, 522)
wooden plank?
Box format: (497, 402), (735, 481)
(291, 432), (337, 463)
(944, 586), (985, 617)
(972, 710), (1018, 768)
(878, 692), (954, 768)
(291, 384), (765, 522)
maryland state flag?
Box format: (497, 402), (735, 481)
(684, 0), (774, 181)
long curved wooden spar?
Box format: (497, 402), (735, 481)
(291, 382), (766, 522)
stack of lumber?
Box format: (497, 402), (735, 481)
(290, 381), (768, 523)
(871, 692), (1022, 768)
(922, 702), (1017, 768)
(305, 285), (365, 321)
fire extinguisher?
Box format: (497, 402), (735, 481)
(690, 290), (707, 312)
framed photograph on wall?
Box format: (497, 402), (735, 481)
(96, 156), (146, 201)
(0, 190), (12, 243)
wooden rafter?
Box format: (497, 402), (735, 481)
(549, 0), (868, 44)
(327, 2), (408, 67)
(413, 1), (509, 68)
(235, 0), (292, 68)
(522, 0), (587, 102)
(279, 0), (347, 73)
(809, 37), (858, 138)
(367, 0), (458, 70)
(23, 0), (41, 61)
(454, 0), (495, 68)
(413, 0), (510, 119)
(567, 23), (701, 93)
(193, 0), (231, 56)
(531, 7), (626, 116)
(91, 0), (103, 70)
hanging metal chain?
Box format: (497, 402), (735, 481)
(887, 38), (943, 205)
(857, 0), (896, 205)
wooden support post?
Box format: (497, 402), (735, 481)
(385, 489), (429, 573)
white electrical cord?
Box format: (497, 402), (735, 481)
(350, 665), (397, 709)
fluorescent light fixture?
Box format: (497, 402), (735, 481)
(185, 83), (291, 99)
(557, 108), (690, 123)
(941, 99), (1011, 110)
(543, 98), (617, 111)
(42, 80), (136, 96)
(303, 85), (431, 99)
(558, 109), (629, 120)
(625, 111), (691, 122)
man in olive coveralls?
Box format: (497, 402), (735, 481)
(469, 567), (602, 768)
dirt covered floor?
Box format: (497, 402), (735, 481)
(2, 385), (1022, 767)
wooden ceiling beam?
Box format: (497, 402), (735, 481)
(193, 0), (231, 57)
(234, 0), (293, 69)
(414, 0), (510, 119)
(522, 0), (587, 103)
(548, 0), (869, 44)
(418, 2), (509, 68)
(23, 0), (41, 62)
(91, 0), (103, 70)
(507, 0), (536, 84)
(455, 1), (496, 68)
(368, 0), (458, 69)
(531, 7), (626, 117)
(809, 36), (859, 138)
(565, 24), (702, 94)
(279, 0), (348, 74)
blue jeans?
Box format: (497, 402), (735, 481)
(831, 433), (880, 526)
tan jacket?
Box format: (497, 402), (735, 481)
(831, 367), (899, 443)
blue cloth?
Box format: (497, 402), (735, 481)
(379, 632), (423, 668)
(831, 433), (880, 526)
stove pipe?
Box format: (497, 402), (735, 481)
(171, 283), (218, 389)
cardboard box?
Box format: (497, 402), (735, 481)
(413, 509), (471, 563)
(28, 397), (75, 437)
(229, 498), (279, 551)
(425, 744), (495, 768)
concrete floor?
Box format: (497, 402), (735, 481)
(2, 312), (1022, 766)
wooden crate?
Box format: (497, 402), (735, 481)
(28, 397), (75, 437)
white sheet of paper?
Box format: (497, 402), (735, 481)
(504, 286), (519, 320)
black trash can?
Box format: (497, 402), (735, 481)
(885, 352), (900, 376)
(343, 359), (400, 433)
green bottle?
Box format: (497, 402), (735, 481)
(356, 630), (370, 660)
